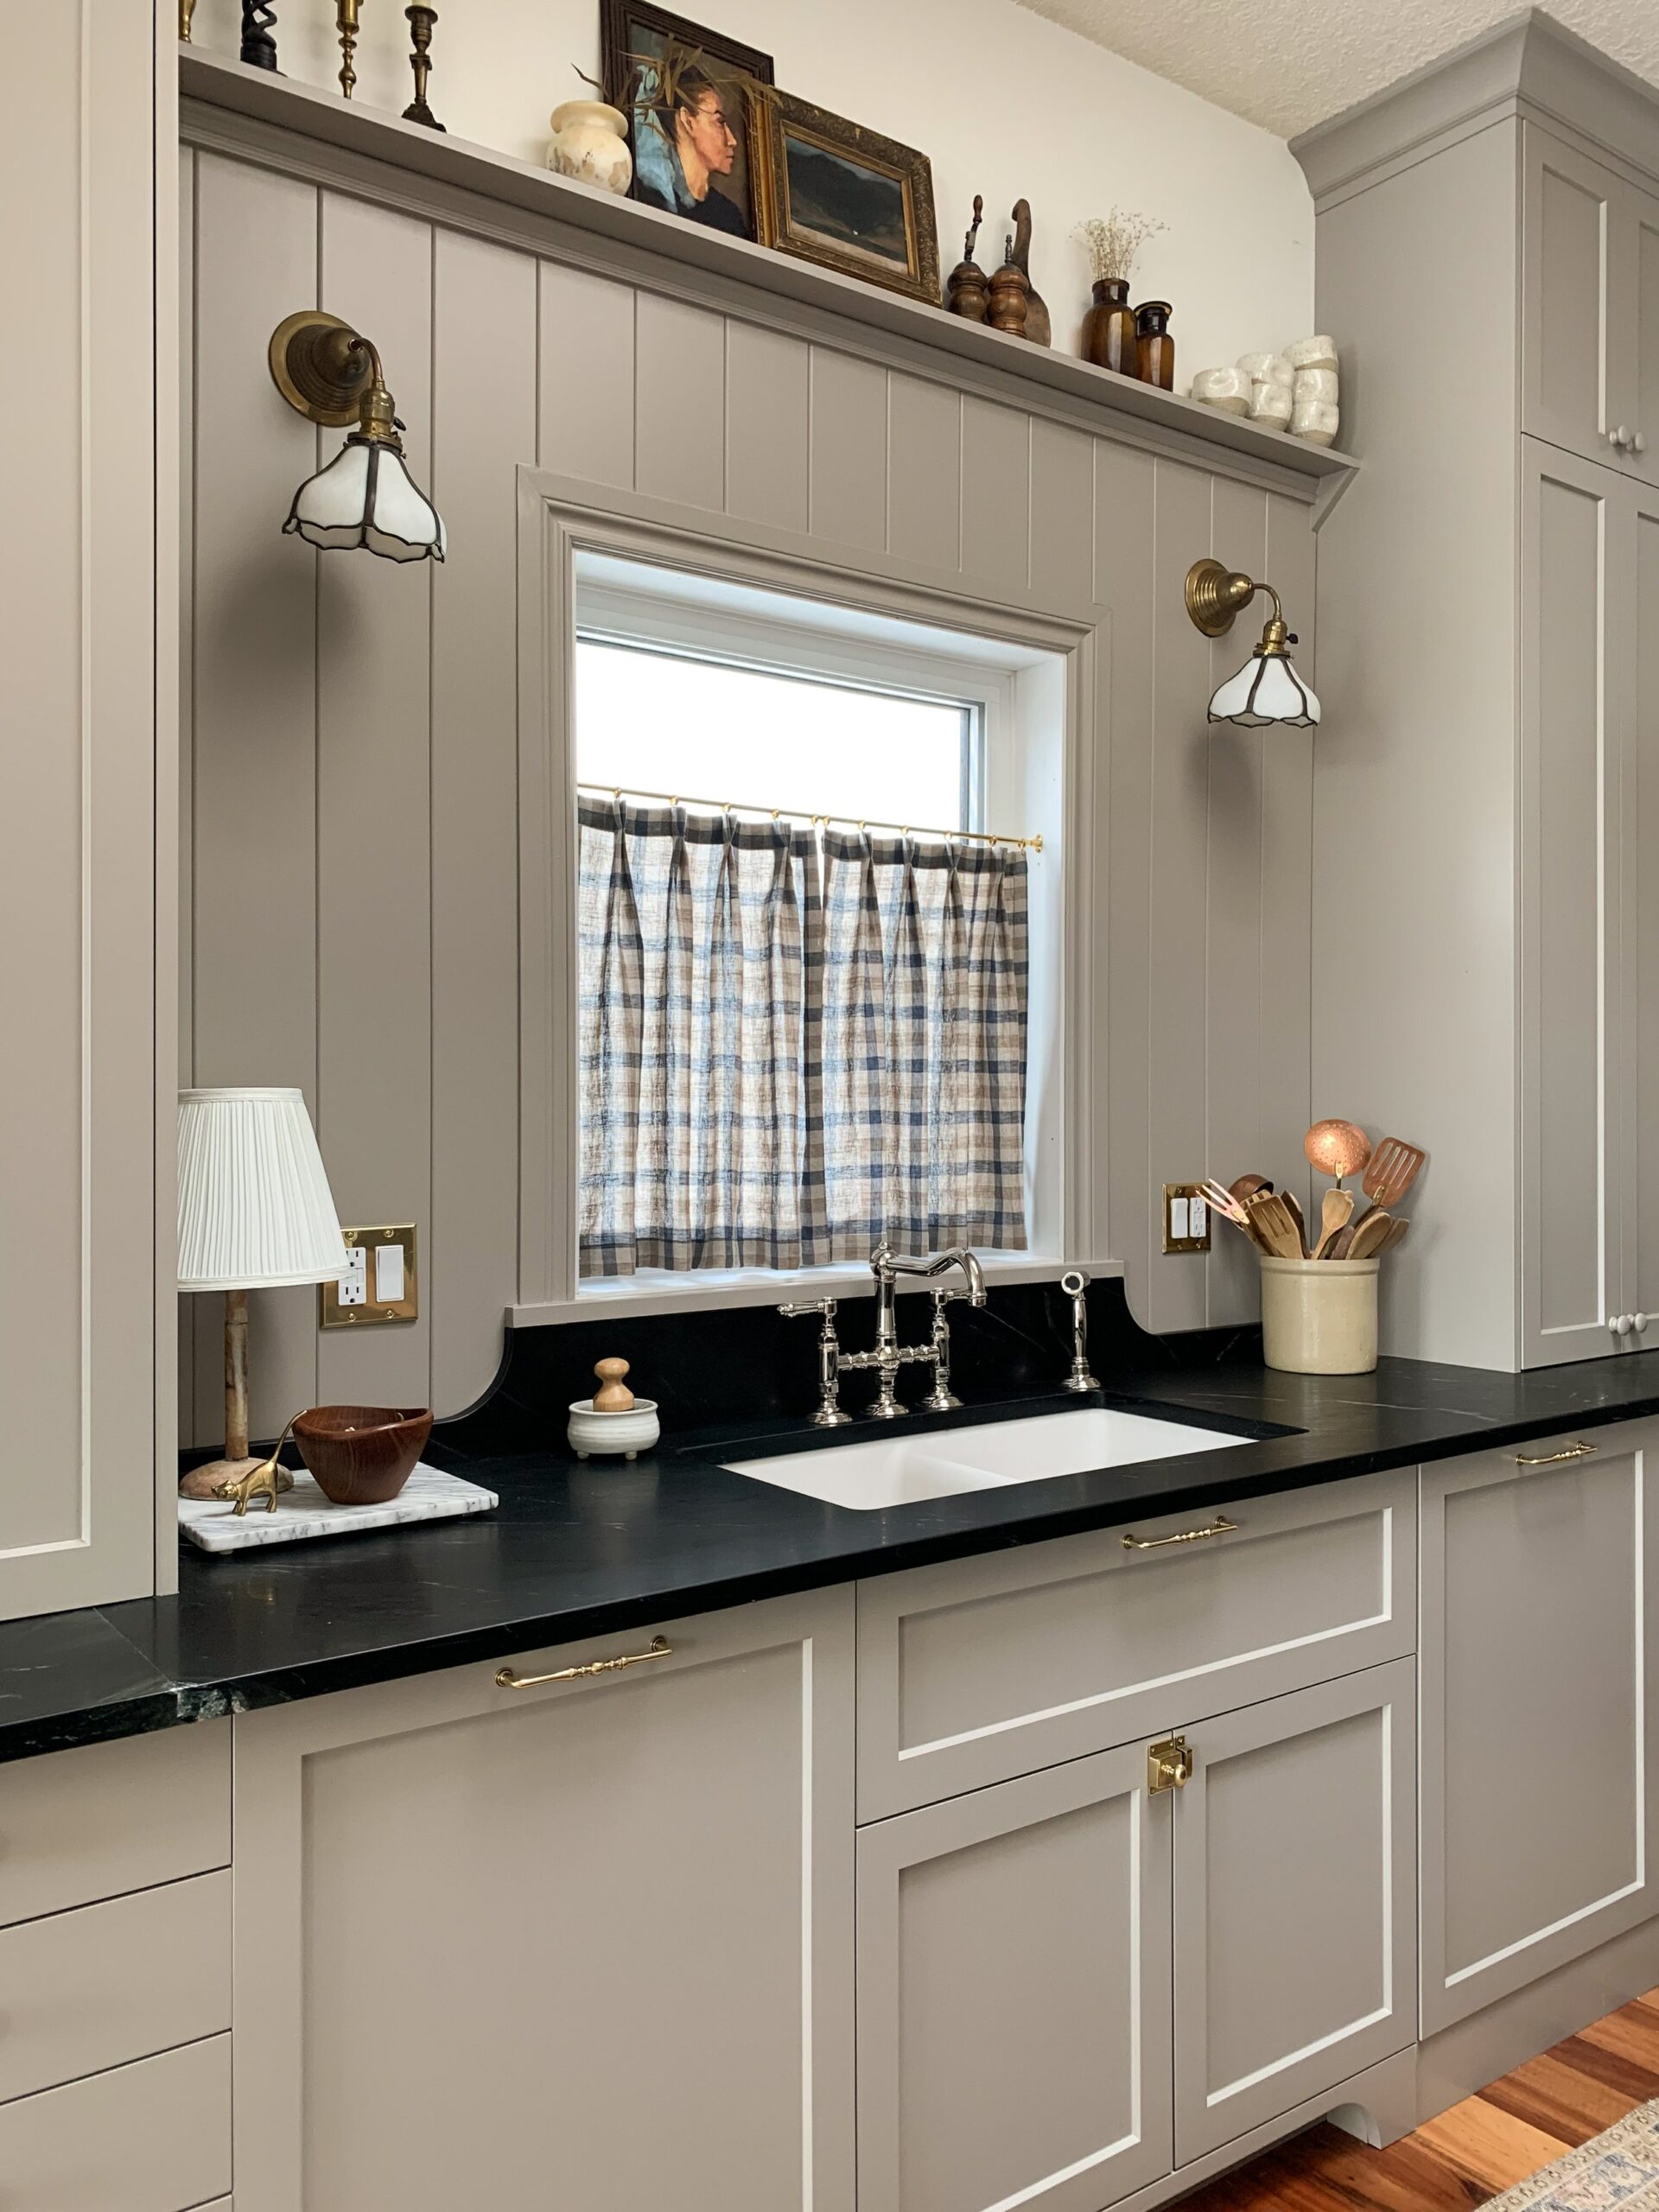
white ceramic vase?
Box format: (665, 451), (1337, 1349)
(567, 1397), (660, 1461)
(547, 101), (632, 195)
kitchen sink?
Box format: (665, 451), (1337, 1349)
(721, 1404), (1250, 1511)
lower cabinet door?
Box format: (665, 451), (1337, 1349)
(856, 1739), (1173, 2212)
(1173, 1658), (1417, 2164)
(231, 1590), (856, 2212)
(1420, 1427), (1659, 2032)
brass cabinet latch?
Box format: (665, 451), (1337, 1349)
(1148, 1734), (1196, 1794)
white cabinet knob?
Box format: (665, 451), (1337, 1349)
(1635, 1313), (1650, 1333)
(1611, 428), (1625, 447)
(1610, 1313), (1634, 1337)
(1610, 1315), (1624, 1335)
(1635, 433), (1649, 454)
(1616, 426), (1634, 448)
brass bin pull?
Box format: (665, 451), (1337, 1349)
(1122, 1515), (1239, 1552)
(496, 1636), (672, 1690)
(1512, 1441), (1598, 1468)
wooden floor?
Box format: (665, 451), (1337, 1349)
(1180, 1992), (1659, 2211)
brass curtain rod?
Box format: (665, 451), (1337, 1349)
(576, 781), (1043, 854)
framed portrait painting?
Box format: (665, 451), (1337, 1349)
(751, 92), (940, 306)
(599, 1), (773, 242)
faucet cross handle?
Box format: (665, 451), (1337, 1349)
(778, 1298), (853, 1427)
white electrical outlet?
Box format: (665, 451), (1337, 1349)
(338, 1247), (368, 1306)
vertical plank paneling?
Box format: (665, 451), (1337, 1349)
(1095, 442), (1157, 1296)
(962, 397), (1032, 595)
(1204, 480), (1268, 1324)
(1029, 420), (1094, 607)
(887, 374), (962, 571)
(429, 233), (537, 1414)
(537, 262), (633, 489)
(634, 294), (724, 510)
(189, 154), (321, 1442)
(725, 321), (808, 533)
(1147, 460), (1216, 1333)
(315, 194), (434, 1411)
(1262, 491), (1317, 1219)
(809, 347), (887, 553)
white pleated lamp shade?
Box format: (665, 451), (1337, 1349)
(177, 1089), (350, 1292)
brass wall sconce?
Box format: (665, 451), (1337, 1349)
(1185, 558), (1319, 728)
(268, 311), (446, 563)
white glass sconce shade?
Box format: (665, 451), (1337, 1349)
(283, 438), (446, 563)
(1208, 649), (1320, 728)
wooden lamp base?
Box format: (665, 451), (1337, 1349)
(177, 1287), (297, 1500)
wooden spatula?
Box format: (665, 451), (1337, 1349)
(1248, 1190), (1306, 1260)
(1358, 1137), (1425, 1217)
(1313, 1187), (1355, 1258)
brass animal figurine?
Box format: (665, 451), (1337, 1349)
(214, 1417), (299, 1516)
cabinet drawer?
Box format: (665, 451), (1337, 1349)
(0, 2035), (231, 2212)
(856, 1469), (1414, 1818)
(0, 1871), (230, 2105)
(0, 1722), (230, 1929)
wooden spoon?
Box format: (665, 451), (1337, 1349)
(1279, 1189), (1310, 1258)
(1346, 1210), (1395, 1260)
(1313, 1187), (1356, 1258)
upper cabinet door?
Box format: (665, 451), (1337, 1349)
(1520, 442), (1630, 1365)
(1629, 182), (1659, 479)
(1171, 1659), (1416, 2166)
(1522, 126), (1630, 466)
(1628, 483), (1659, 1341)
(856, 1738), (1173, 2212)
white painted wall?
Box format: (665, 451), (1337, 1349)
(188, 0), (1313, 385)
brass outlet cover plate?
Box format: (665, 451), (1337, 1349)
(320, 1224), (419, 1328)
(1162, 1183), (1212, 1255)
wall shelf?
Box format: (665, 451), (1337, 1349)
(179, 47), (1357, 512)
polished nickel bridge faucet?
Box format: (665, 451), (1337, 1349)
(780, 1241), (987, 1423)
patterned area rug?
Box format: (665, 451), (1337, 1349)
(1490, 2102), (1659, 2212)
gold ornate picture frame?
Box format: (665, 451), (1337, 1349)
(750, 90), (940, 307)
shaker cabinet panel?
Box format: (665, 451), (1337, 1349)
(1632, 185), (1659, 476)
(1522, 125), (1626, 463)
(1173, 1659), (1417, 2164)
(1520, 442), (1629, 1364)
(1630, 490), (1659, 1338)
(1420, 1425), (1659, 2033)
(856, 1741), (1173, 2212)
(232, 1591), (856, 2212)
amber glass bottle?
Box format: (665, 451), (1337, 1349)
(1135, 300), (1174, 389)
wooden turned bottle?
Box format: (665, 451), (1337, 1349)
(593, 1357), (635, 1412)
(944, 194), (989, 321)
(987, 240), (1029, 336)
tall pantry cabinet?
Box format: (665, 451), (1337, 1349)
(1294, 13), (1659, 1370)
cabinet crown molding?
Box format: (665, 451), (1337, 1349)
(1293, 7), (1659, 208)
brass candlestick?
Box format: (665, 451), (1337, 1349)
(402, 5), (445, 130)
(335, 0), (362, 99)
(180, 0), (197, 41)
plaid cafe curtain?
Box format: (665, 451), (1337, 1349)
(577, 798), (1030, 1278)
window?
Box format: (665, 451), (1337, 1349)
(571, 555), (1059, 1288)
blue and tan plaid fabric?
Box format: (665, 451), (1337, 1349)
(578, 800), (1028, 1278)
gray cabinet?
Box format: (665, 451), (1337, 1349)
(1173, 1659), (1417, 2163)
(1419, 1422), (1659, 2033)
(1522, 125), (1625, 464)
(230, 1591), (857, 2212)
(856, 1739), (1173, 2212)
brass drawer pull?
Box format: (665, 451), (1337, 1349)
(496, 1636), (672, 1689)
(1122, 1514), (1238, 1552)
(1512, 1441), (1597, 1468)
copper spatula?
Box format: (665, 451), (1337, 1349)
(1358, 1136), (1425, 1218)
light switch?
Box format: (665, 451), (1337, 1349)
(320, 1224), (419, 1328)
(374, 1243), (405, 1303)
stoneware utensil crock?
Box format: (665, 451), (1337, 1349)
(294, 1405), (433, 1506)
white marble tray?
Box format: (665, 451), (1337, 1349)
(179, 1464), (499, 1553)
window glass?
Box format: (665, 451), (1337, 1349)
(575, 640), (973, 830)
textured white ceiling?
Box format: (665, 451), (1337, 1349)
(1012, 0), (1659, 138)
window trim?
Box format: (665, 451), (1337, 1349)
(515, 474), (1105, 1327)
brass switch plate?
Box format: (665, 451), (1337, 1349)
(320, 1224), (419, 1328)
(1162, 1183), (1212, 1255)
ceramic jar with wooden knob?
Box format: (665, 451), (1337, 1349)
(568, 1358), (660, 1459)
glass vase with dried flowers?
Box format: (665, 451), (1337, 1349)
(1075, 210), (1166, 378)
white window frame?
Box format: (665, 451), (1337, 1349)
(514, 480), (1104, 1325)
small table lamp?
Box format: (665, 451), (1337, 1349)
(177, 1087), (348, 1494)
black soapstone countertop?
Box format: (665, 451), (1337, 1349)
(6, 1316), (1659, 1766)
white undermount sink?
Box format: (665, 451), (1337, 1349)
(721, 1405), (1249, 1511)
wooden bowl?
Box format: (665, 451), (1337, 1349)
(293, 1406), (433, 1507)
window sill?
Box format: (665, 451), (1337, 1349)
(509, 1255), (1123, 1327)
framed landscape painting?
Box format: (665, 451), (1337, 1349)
(751, 91), (940, 306)
(600, 0), (773, 242)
